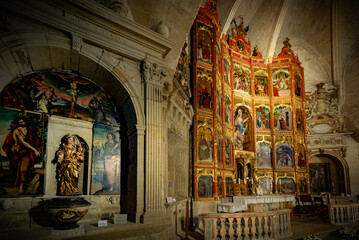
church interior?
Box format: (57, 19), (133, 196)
(0, 0), (359, 239)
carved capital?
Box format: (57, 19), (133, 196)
(141, 60), (167, 88)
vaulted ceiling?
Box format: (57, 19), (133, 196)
(104, 0), (359, 139)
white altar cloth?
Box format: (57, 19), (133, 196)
(217, 195), (296, 213)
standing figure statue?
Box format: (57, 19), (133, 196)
(56, 135), (85, 196)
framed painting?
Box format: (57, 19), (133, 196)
(276, 143), (294, 167)
(91, 123), (121, 195)
(272, 70), (291, 97)
(277, 177), (296, 194)
(254, 75), (268, 96)
(258, 177), (273, 195)
(256, 106), (270, 131)
(257, 142), (272, 168)
(225, 177), (234, 196)
(0, 107), (47, 197)
(309, 163), (330, 194)
(198, 175), (213, 198)
(274, 106), (292, 131)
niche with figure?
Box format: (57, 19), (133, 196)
(234, 106), (253, 151)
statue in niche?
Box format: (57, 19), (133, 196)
(234, 108), (249, 150)
(55, 134), (86, 196)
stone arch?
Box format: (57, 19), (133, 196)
(308, 151), (350, 195)
(0, 32), (145, 221)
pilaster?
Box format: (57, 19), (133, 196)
(141, 60), (167, 222)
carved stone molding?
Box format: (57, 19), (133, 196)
(305, 82), (347, 135)
(71, 33), (82, 52)
(167, 95), (193, 139)
(307, 132), (352, 159)
(141, 60), (167, 89)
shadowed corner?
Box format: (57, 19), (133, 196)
(28, 201), (53, 227)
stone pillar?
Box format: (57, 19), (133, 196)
(141, 60), (166, 221)
(127, 124), (145, 223)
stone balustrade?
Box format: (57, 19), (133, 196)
(329, 203), (359, 225)
(201, 209), (292, 240)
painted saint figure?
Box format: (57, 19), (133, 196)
(198, 134), (210, 160)
(56, 135), (85, 196)
(103, 133), (121, 192)
(2, 117), (40, 194)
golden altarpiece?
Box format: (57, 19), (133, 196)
(193, 1), (308, 201)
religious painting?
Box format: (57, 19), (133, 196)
(91, 123), (121, 195)
(224, 94), (232, 125)
(0, 70), (120, 125)
(215, 87), (222, 118)
(215, 40), (221, 68)
(233, 66), (251, 94)
(254, 76), (268, 96)
(234, 106), (251, 150)
(256, 106), (270, 131)
(258, 177), (273, 195)
(197, 25), (212, 64)
(299, 178), (307, 193)
(297, 143), (306, 169)
(309, 163), (330, 194)
(225, 177), (234, 196)
(276, 143), (294, 167)
(197, 125), (213, 162)
(0, 107), (47, 197)
(274, 106), (292, 131)
(257, 142), (272, 168)
(294, 68), (302, 98)
(197, 71), (212, 111)
(198, 175), (213, 197)
(295, 108), (304, 133)
(277, 178), (296, 194)
(217, 133), (223, 166)
(272, 70), (291, 97)
(217, 174), (223, 197)
(223, 57), (231, 86)
(224, 137), (232, 166)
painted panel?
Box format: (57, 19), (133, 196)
(0, 70), (120, 125)
(91, 124), (121, 195)
(256, 106), (270, 131)
(277, 177), (296, 194)
(276, 143), (294, 167)
(272, 70), (291, 97)
(257, 142), (272, 168)
(309, 163), (330, 194)
(0, 107), (47, 197)
(198, 175), (213, 198)
(274, 106), (292, 131)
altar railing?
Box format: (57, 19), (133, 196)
(329, 203), (359, 225)
(201, 209), (291, 240)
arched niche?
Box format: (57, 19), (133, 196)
(0, 35), (143, 222)
(233, 105), (253, 151)
(308, 153), (350, 195)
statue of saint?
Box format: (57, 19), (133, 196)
(55, 135), (85, 196)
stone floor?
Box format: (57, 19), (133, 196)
(289, 215), (359, 240)
(1, 215), (359, 239)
